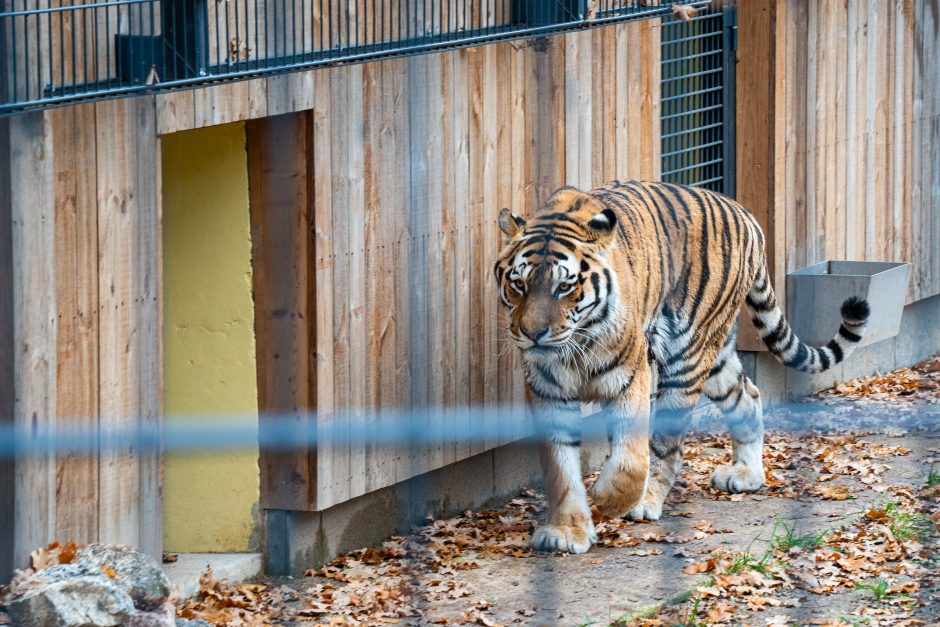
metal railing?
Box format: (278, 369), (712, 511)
(660, 5), (736, 197)
(0, 0), (679, 116)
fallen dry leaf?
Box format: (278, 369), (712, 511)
(672, 3), (698, 21)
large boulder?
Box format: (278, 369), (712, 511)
(5, 564), (136, 627)
(74, 544), (171, 610)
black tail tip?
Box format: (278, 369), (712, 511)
(841, 296), (870, 324)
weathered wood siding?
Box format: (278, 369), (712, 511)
(0, 99), (162, 578)
(738, 0), (940, 325)
(247, 20), (662, 512)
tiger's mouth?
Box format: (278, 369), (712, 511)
(513, 330), (574, 353)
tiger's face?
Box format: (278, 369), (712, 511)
(493, 189), (619, 355)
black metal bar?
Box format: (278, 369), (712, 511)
(721, 4), (737, 198)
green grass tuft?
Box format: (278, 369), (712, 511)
(855, 577), (891, 602)
(770, 519), (829, 552)
(883, 502), (932, 541)
(927, 465), (940, 486)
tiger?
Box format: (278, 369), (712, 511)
(493, 182), (870, 554)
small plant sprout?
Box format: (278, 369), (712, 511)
(927, 464), (940, 486)
(883, 502), (932, 541)
(770, 519), (829, 552)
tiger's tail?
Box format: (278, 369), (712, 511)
(744, 262), (870, 374)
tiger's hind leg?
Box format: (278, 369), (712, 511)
(624, 346), (711, 522)
(624, 400), (695, 521)
(704, 333), (766, 493)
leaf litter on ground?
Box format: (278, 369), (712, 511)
(169, 355), (940, 625)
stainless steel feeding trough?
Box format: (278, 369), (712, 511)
(785, 261), (911, 348)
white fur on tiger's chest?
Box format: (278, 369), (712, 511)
(524, 343), (641, 404)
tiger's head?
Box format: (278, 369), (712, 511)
(493, 187), (621, 355)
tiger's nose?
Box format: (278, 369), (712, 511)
(521, 328), (550, 343)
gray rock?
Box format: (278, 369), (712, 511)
(5, 565), (135, 627)
(175, 620), (211, 627)
(127, 602), (176, 627)
(75, 544), (171, 610)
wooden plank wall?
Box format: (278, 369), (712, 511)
(247, 20), (661, 512)
(0, 99), (162, 579)
(738, 0), (940, 316)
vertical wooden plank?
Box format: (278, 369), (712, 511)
(0, 115), (14, 580)
(361, 58), (393, 492)
(247, 112), (315, 512)
(920, 0), (940, 297)
(417, 51), (447, 469)
(803, 0), (818, 267)
(816, 0), (834, 262)
(95, 98), (141, 548)
(845, 0), (861, 261)
(312, 69), (337, 508)
(614, 22), (631, 180)
(629, 19), (660, 180)
(831, 2), (848, 261)
(468, 46), (498, 454)
(380, 58), (408, 487)
(438, 51), (458, 465)
(591, 28), (620, 187)
(527, 35), (566, 208)
(9, 111), (57, 570)
(452, 48), (471, 462)
(769, 0), (789, 297)
(345, 63), (367, 500)
(735, 0), (787, 350)
(894, 0), (914, 270)
(495, 41), (515, 447)
(564, 30), (592, 188)
(508, 41), (529, 442)
(467, 45), (488, 456)
(51, 104), (100, 546)
(863, 0), (885, 260)
(133, 96), (162, 560)
(325, 65), (352, 508)
(480, 44), (499, 453)
(785, 0), (809, 271)
(880, 0), (896, 263)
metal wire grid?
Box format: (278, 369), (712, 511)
(660, 5), (736, 196)
(0, 0), (676, 116)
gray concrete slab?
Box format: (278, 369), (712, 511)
(163, 553), (263, 599)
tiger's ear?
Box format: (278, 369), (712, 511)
(498, 208), (526, 239)
(587, 208), (617, 245)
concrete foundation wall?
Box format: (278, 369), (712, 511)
(265, 424), (611, 576)
(265, 294), (938, 576)
(742, 293), (940, 404)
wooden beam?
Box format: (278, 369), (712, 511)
(247, 113), (317, 511)
(735, 0), (788, 351)
(0, 114), (15, 582)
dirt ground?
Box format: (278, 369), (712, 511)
(177, 356), (940, 626)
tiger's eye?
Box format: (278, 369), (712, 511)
(559, 282), (572, 293)
(513, 279), (525, 291)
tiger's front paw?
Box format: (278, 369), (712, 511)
(710, 463), (765, 494)
(530, 524), (596, 554)
(530, 525), (597, 553)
